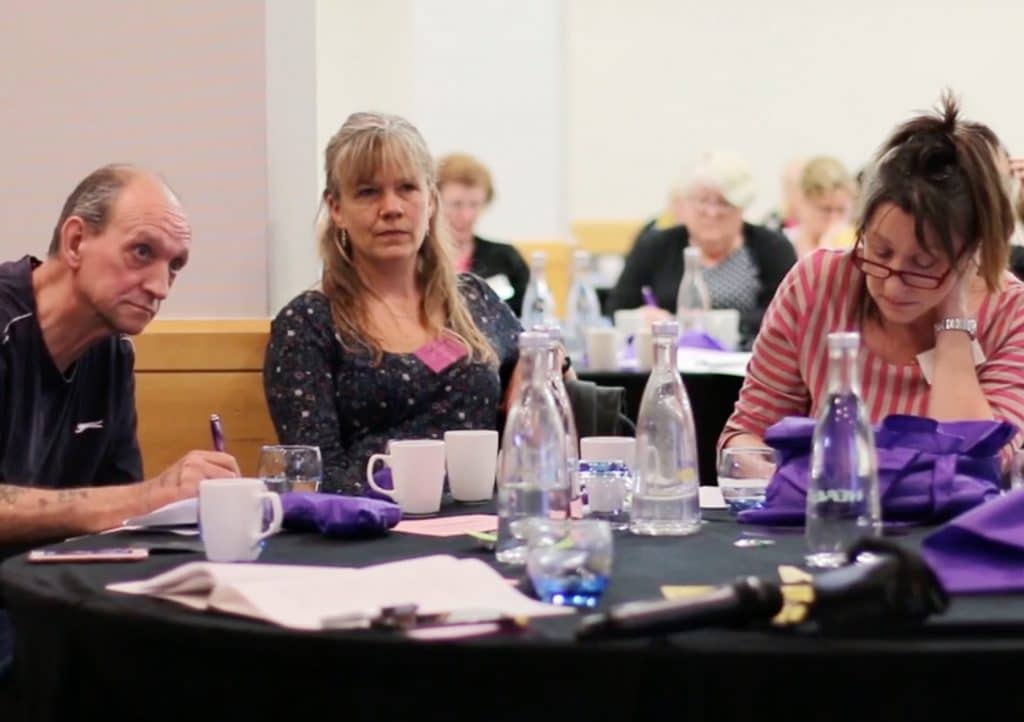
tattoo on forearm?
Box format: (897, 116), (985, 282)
(0, 484), (25, 506)
(56, 488), (89, 504)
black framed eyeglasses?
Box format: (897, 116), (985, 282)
(852, 238), (964, 291)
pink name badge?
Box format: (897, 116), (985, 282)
(414, 336), (468, 374)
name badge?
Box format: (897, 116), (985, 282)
(414, 336), (468, 374)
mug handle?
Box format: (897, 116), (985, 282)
(366, 453), (396, 500)
(257, 491), (284, 541)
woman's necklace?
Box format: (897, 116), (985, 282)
(376, 298), (422, 322)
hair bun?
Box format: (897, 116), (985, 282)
(909, 133), (957, 182)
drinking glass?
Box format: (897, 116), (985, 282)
(526, 519), (613, 608)
(717, 447), (776, 513)
(1011, 449), (1024, 491)
(257, 445), (323, 493)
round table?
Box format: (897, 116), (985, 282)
(3, 510), (1024, 721)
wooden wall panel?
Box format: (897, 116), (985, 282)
(134, 320), (276, 477)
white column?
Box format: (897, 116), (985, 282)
(266, 0), (321, 314)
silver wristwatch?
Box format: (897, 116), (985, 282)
(934, 317), (977, 340)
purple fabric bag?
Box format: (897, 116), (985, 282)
(678, 331), (726, 351)
(922, 488), (1024, 594)
(738, 414), (1013, 526)
(280, 492), (402, 538)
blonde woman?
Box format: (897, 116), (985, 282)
(787, 156), (857, 257)
(264, 113), (522, 494)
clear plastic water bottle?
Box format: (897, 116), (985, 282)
(520, 251), (557, 330)
(676, 246), (710, 333)
(496, 332), (570, 564)
(533, 325), (581, 502)
(564, 250), (604, 360)
(630, 320), (701, 536)
(805, 331), (881, 568)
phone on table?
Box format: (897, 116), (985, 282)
(28, 547), (149, 563)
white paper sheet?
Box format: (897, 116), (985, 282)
(108, 555), (573, 630)
(677, 349), (751, 377)
(122, 498), (198, 527)
(699, 486), (727, 509)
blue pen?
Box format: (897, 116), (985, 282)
(641, 285), (657, 307)
(210, 413), (226, 452)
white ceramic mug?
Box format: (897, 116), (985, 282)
(634, 327), (654, 370)
(704, 308), (741, 350)
(199, 478), (283, 562)
(444, 429), (498, 502)
(612, 308), (644, 337)
(580, 436), (636, 471)
(584, 327), (619, 371)
(366, 439), (446, 515)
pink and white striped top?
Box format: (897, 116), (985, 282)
(721, 249), (1024, 460)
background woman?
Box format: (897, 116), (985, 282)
(437, 153), (530, 316)
(786, 156), (857, 257)
(264, 113), (521, 494)
(721, 95), (1024, 465)
(606, 150), (796, 348)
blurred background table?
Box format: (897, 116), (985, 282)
(577, 369), (744, 485)
(4, 511), (1024, 721)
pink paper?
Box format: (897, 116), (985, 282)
(414, 337), (468, 373)
(393, 514), (497, 537)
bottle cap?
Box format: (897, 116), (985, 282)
(651, 320), (680, 338)
(530, 324), (562, 342)
(517, 331), (551, 350)
(827, 331), (860, 350)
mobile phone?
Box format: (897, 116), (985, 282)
(28, 547), (149, 563)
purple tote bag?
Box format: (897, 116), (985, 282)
(738, 414), (1013, 526)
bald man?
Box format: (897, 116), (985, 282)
(0, 165), (240, 545)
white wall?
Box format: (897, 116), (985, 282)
(410, 0), (567, 242)
(0, 0), (269, 317)
(3, 2), (1022, 317)
(567, 0), (1024, 222)
(315, 0), (567, 243)
(267, 0), (320, 312)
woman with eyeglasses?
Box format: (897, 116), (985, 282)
(720, 94), (1024, 465)
(605, 151), (796, 349)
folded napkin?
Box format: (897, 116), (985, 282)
(739, 415), (1012, 526)
(677, 330), (726, 351)
(281, 493), (401, 538)
(922, 488), (1024, 594)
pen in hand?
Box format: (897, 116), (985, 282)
(641, 285), (657, 307)
(210, 413), (226, 452)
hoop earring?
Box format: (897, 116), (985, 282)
(335, 227), (350, 259)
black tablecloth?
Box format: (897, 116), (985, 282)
(4, 510), (1024, 721)
(578, 370), (743, 485)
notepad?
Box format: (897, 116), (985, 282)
(393, 514), (497, 537)
(122, 498), (198, 527)
(108, 554), (573, 630)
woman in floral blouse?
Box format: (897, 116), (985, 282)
(264, 112), (521, 494)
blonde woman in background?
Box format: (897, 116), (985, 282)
(264, 113), (522, 494)
(607, 151), (796, 348)
(436, 153), (530, 316)
(786, 156), (857, 257)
